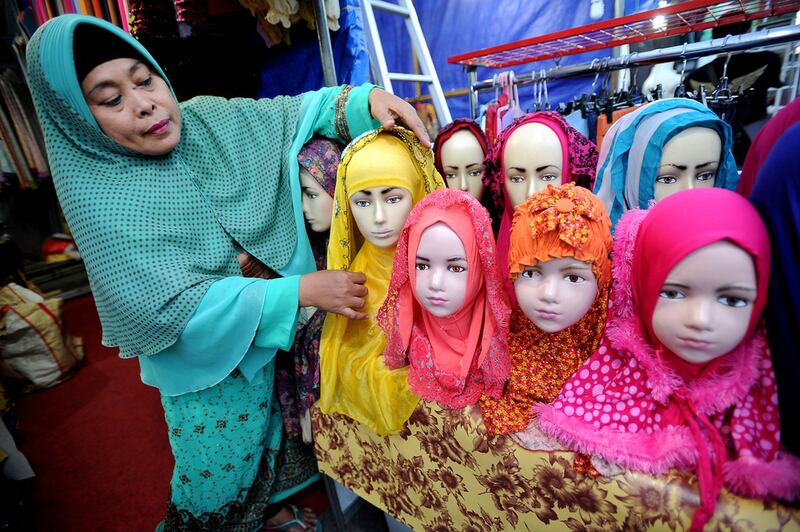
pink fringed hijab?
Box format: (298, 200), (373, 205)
(484, 112), (598, 297)
(378, 189), (511, 408)
(537, 188), (800, 531)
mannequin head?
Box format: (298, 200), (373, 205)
(300, 168), (334, 232)
(413, 222), (469, 317)
(349, 186), (413, 247)
(508, 183), (613, 332)
(503, 122), (563, 208)
(440, 129), (486, 200)
(297, 137), (342, 233)
(654, 126), (721, 202)
(515, 257), (598, 332)
(652, 240), (756, 364)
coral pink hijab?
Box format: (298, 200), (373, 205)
(378, 189), (511, 408)
(484, 112), (598, 298)
(537, 188), (800, 531)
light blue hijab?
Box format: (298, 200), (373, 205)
(593, 98), (738, 228)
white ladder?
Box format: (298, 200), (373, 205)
(360, 0), (452, 125)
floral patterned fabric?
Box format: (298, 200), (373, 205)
(312, 402), (800, 531)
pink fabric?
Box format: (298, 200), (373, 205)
(483, 112), (598, 301)
(378, 189), (511, 408)
(738, 97), (800, 196)
(537, 189), (800, 525)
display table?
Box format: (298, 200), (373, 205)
(313, 401), (800, 530)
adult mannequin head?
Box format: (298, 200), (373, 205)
(77, 23), (181, 156)
(508, 183), (612, 333)
(349, 185), (413, 247)
(414, 222), (469, 317)
(440, 130), (486, 200)
(503, 122), (563, 208)
(652, 240), (757, 364)
(654, 126), (721, 201)
(297, 137), (342, 233)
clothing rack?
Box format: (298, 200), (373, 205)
(463, 24), (800, 119)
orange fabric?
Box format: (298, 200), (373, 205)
(595, 104), (642, 149)
(506, 183), (612, 287)
(479, 183), (612, 435)
(405, 207), (491, 379)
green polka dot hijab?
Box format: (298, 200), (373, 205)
(27, 15), (314, 358)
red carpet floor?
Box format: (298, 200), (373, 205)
(16, 295), (172, 531)
(15, 295), (329, 531)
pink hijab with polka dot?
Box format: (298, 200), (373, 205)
(537, 189), (800, 529)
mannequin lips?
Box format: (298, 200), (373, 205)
(677, 336), (713, 350)
(426, 296), (449, 306)
(534, 308), (561, 320)
(146, 118), (170, 136)
(371, 230), (394, 239)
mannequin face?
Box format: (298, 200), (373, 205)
(414, 223), (469, 318)
(349, 186), (413, 248)
(652, 241), (756, 364)
(654, 127), (721, 202)
(514, 257), (598, 332)
(82, 58), (181, 155)
(440, 130), (486, 200)
(300, 168), (334, 233)
(503, 122), (564, 208)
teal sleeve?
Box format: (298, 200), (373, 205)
(139, 276), (300, 396)
(310, 83), (382, 142)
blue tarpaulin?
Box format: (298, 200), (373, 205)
(258, 0), (660, 119)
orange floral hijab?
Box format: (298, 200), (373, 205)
(480, 183), (612, 435)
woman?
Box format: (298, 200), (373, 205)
(27, 14), (430, 531)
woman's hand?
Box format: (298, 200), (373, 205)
(299, 270), (368, 320)
(368, 88), (431, 148)
(237, 252), (278, 279)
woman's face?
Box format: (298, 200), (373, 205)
(652, 240), (757, 364)
(300, 168), (334, 233)
(81, 58), (181, 155)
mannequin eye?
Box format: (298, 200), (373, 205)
(655, 175), (678, 185)
(521, 269), (540, 279)
(540, 174), (558, 182)
(448, 265), (466, 273)
(696, 172), (715, 182)
(304, 191), (319, 199)
(718, 295), (749, 308)
(469, 170), (482, 178)
(564, 274), (585, 283)
(509, 175), (525, 184)
(386, 195), (403, 205)
(415, 263), (430, 271)
(354, 199), (370, 207)
(659, 289), (685, 300)
(445, 173), (457, 180)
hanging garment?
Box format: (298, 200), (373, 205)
(537, 188), (800, 531)
(593, 98), (739, 229)
(318, 127), (445, 435)
(378, 188), (511, 408)
(594, 103), (642, 150)
(479, 183), (611, 435)
(749, 123), (800, 456)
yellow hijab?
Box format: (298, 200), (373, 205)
(319, 127), (445, 435)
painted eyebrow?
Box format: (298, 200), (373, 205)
(717, 285), (756, 293)
(536, 165), (560, 172)
(559, 263), (592, 271)
(416, 255), (430, 261)
(509, 166), (527, 172)
(661, 281), (691, 290)
(660, 164), (687, 171)
(380, 187), (403, 194)
(695, 161), (718, 169)
(447, 256), (467, 262)
(88, 61), (147, 97)
(352, 190), (372, 197)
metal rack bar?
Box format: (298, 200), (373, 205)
(467, 24), (800, 106)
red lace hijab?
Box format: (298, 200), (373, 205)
(378, 189), (511, 408)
